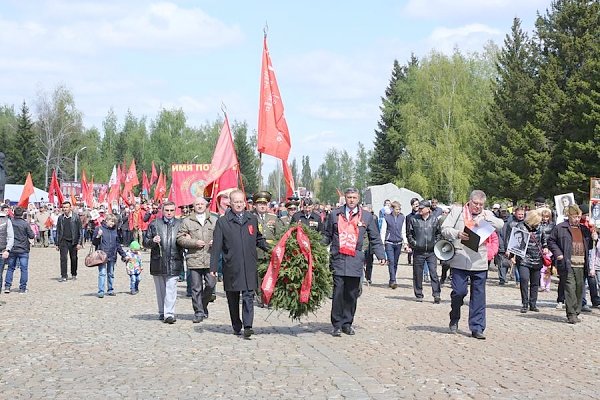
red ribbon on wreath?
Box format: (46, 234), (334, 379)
(261, 225), (314, 305)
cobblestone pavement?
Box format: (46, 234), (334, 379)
(1, 245), (599, 399)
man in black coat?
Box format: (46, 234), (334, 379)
(322, 188), (385, 337)
(56, 201), (83, 282)
(210, 190), (269, 338)
(291, 198), (324, 233)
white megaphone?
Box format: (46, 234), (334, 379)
(434, 240), (455, 261)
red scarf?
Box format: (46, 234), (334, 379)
(338, 208), (361, 256)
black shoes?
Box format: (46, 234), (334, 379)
(520, 306), (528, 313)
(434, 297), (441, 304)
(243, 328), (254, 338)
(529, 306), (540, 312)
(567, 315), (578, 324)
(389, 283), (398, 289)
(471, 331), (486, 340)
(342, 326), (355, 335)
(164, 316), (176, 324)
(192, 315), (204, 323)
(331, 328), (342, 337)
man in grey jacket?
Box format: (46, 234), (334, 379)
(441, 190), (504, 339)
(4, 207), (34, 293)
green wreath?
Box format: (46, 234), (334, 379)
(258, 223), (332, 321)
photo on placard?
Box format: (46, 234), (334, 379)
(591, 178), (600, 201)
(591, 200), (600, 228)
(554, 193), (575, 223)
(507, 227), (530, 258)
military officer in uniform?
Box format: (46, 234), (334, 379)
(252, 191), (284, 306)
(291, 198), (324, 233)
(280, 198), (299, 226)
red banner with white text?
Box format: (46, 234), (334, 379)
(170, 164), (212, 207)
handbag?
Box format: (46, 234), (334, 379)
(85, 247), (107, 267)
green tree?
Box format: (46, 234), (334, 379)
(396, 50), (494, 203)
(232, 121), (259, 194)
(354, 142), (370, 194)
(300, 155), (313, 191)
(290, 158), (299, 191)
(535, 0), (600, 200)
(369, 56), (417, 185)
(316, 149), (352, 204)
(482, 18), (548, 202)
(0, 105), (17, 183)
(12, 101), (42, 184)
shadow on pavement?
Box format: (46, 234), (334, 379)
(192, 321), (332, 336)
(407, 325), (453, 334)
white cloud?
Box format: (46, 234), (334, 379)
(425, 24), (503, 54)
(0, 2), (244, 55)
(402, 0), (549, 21)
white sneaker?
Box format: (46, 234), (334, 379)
(555, 302), (565, 310)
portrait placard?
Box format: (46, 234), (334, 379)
(507, 227), (530, 258)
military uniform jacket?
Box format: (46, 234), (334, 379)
(210, 210), (269, 291)
(291, 211), (324, 233)
(253, 211), (284, 260)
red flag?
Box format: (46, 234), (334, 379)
(98, 185), (108, 204)
(107, 184), (120, 208)
(282, 159), (295, 198)
(86, 176), (94, 207)
(124, 159), (139, 190)
(81, 169), (89, 207)
(142, 170), (150, 194)
(206, 116), (239, 185)
(70, 189), (77, 207)
(208, 166), (240, 213)
(154, 170), (166, 203)
(48, 169), (64, 205)
(17, 173), (35, 208)
(150, 161), (158, 185)
(117, 165), (123, 184)
(258, 34), (291, 161)
(121, 160), (127, 184)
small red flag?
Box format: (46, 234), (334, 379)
(17, 173), (35, 208)
(258, 34), (291, 161)
(154, 170), (166, 203)
(142, 170), (150, 193)
(282, 160), (295, 198)
(48, 169), (64, 205)
(124, 159), (139, 190)
(150, 161), (158, 185)
(81, 169), (89, 207)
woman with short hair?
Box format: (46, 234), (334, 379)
(92, 213), (129, 298)
(515, 210), (544, 313)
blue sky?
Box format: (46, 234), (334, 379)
(0, 0), (552, 180)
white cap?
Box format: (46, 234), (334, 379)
(492, 203), (500, 209)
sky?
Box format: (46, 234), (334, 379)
(0, 0), (553, 181)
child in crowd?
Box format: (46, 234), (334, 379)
(540, 248), (553, 292)
(125, 241), (143, 295)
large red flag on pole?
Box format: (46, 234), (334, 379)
(81, 169), (89, 207)
(86, 176), (94, 207)
(17, 173), (35, 208)
(258, 34), (291, 161)
(48, 169), (64, 205)
(206, 115), (239, 185)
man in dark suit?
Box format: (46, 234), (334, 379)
(322, 187), (385, 337)
(56, 201), (83, 282)
(210, 190), (269, 338)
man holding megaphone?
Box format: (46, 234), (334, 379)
(441, 190), (504, 340)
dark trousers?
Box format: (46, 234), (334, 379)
(517, 265), (541, 307)
(330, 275), (361, 329)
(441, 261), (451, 283)
(59, 241), (78, 278)
(496, 254), (510, 284)
(449, 268), (487, 333)
(557, 266), (566, 303)
(364, 249), (374, 282)
(385, 242), (402, 284)
(413, 251), (441, 298)
(225, 290), (254, 332)
(189, 269), (215, 317)
(565, 267), (584, 317)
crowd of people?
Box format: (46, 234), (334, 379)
(0, 187), (598, 339)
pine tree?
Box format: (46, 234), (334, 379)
(535, 0), (600, 200)
(482, 17), (547, 202)
(232, 121), (259, 194)
(12, 101), (42, 184)
(300, 156), (313, 192)
(368, 56), (417, 185)
(354, 142), (370, 194)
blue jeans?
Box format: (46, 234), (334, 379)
(385, 242), (402, 284)
(129, 273), (141, 291)
(98, 260), (116, 294)
(6, 252), (30, 290)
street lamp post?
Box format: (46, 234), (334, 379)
(74, 146), (87, 182)
(191, 155), (199, 163)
